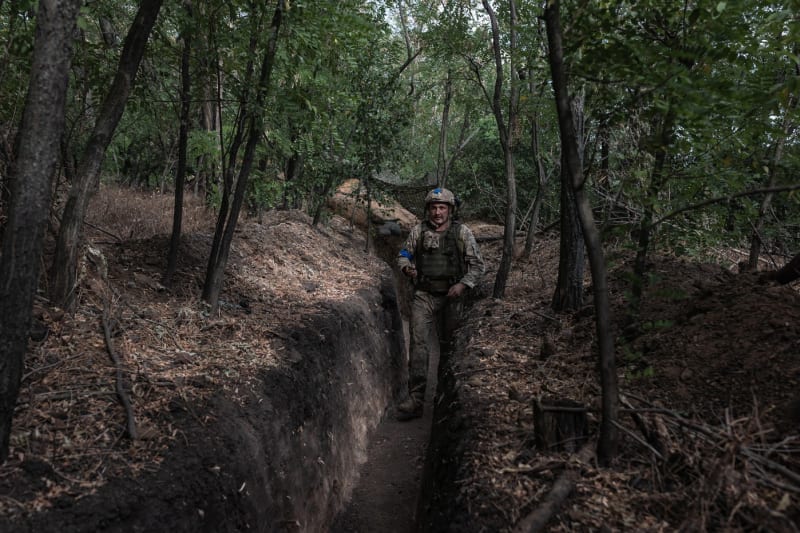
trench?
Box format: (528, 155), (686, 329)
(6, 238), (455, 533)
(327, 233), (440, 532)
(6, 266), (420, 533)
(329, 318), (439, 532)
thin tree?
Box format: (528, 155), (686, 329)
(203, 20), (257, 294)
(551, 121), (585, 312)
(522, 105), (552, 259)
(544, 0), (618, 464)
(436, 70), (453, 187)
(164, 1), (194, 287)
(747, 60), (798, 270)
(436, 70), (478, 190)
(518, 55), (554, 259)
(627, 110), (674, 324)
(49, 0), (164, 309)
(479, 0), (520, 299)
(0, 0), (83, 461)
(201, 1), (284, 311)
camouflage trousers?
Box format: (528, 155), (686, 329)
(407, 290), (463, 401)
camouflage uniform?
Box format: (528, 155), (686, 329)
(396, 193), (485, 419)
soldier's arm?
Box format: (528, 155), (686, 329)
(397, 225), (421, 271)
(459, 225), (486, 289)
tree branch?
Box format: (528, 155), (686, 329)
(101, 309), (138, 440)
(512, 441), (595, 532)
(653, 183), (800, 228)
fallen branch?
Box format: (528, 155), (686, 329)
(84, 220), (123, 242)
(620, 394), (665, 458)
(531, 308), (559, 322)
(21, 351), (88, 383)
(624, 394), (800, 494)
(512, 441), (595, 533)
(101, 310), (138, 440)
(612, 419), (664, 460)
(740, 447), (800, 490)
(498, 461), (565, 476)
(454, 364), (521, 378)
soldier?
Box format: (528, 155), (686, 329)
(396, 187), (485, 420)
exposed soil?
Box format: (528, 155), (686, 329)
(418, 230), (800, 532)
(331, 320), (441, 533)
(0, 189), (798, 532)
(0, 207), (406, 532)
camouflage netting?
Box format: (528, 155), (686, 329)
(371, 173), (435, 219)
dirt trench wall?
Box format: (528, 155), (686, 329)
(6, 269), (405, 533)
(415, 309), (495, 533)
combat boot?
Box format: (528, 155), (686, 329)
(395, 395), (423, 421)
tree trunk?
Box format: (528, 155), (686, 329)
(482, 0), (520, 300)
(523, 113), (550, 258)
(768, 252), (800, 284)
(545, 0), (618, 464)
(551, 152), (585, 312)
(628, 113), (673, 324)
(437, 70), (453, 187)
(748, 83), (796, 270)
(522, 186), (546, 258)
(494, 140), (518, 299)
(0, 0), (82, 462)
(204, 21), (259, 293)
(49, 0), (163, 309)
(282, 147), (304, 210)
(164, 5), (193, 287)
(202, 1), (283, 311)
(365, 175), (373, 253)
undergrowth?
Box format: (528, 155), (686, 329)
(85, 185), (213, 241)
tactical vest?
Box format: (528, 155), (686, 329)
(415, 222), (464, 294)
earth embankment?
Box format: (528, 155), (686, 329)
(0, 212), (405, 532)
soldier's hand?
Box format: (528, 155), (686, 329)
(403, 266), (417, 278)
(448, 282), (466, 298)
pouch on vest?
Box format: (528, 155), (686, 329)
(415, 224), (464, 294)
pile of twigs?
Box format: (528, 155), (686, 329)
(621, 393), (799, 531)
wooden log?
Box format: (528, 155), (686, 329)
(534, 398), (588, 453)
(512, 441), (595, 533)
(773, 252), (800, 284)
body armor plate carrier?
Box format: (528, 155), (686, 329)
(415, 222), (464, 294)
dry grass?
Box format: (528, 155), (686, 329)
(85, 185), (213, 241)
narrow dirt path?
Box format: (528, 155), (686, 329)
(330, 411), (431, 532)
(331, 323), (437, 533)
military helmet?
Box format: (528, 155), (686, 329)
(425, 187), (456, 207)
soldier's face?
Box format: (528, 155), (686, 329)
(428, 202), (450, 227)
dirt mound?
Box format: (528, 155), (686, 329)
(3, 198), (798, 532)
(619, 257), (800, 431)
(419, 235), (800, 532)
(0, 210), (404, 532)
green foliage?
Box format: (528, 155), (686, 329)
(0, 4), (38, 152)
(187, 131), (220, 175)
(248, 175), (283, 214)
(620, 344), (655, 381)
(2, 0), (797, 259)
(549, 0), (800, 259)
(631, 366), (656, 380)
(205, 180), (223, 211)
(641, 319), (674, 332)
